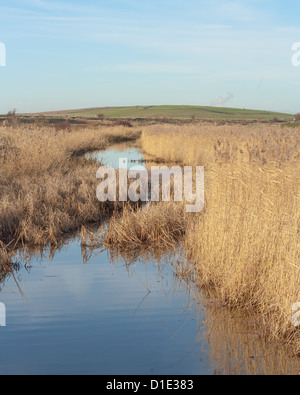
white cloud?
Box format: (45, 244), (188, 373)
(211, 92), (234, 106)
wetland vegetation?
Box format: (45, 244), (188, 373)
(0, 112), (299, 373)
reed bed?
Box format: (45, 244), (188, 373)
(141, 123), (300, 166)
(139, 123), (300, 352)
(0, 124), (140, 249)
(0, 241), (19, 286)
(1, 119), (300, 352)
(103, 202), (186, 251)
(0, 241), (15, 267)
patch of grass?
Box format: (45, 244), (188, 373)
(32, 105), (294, 122)
(282, 120), (300, 129)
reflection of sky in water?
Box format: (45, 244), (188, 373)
(88, 147), (146, 171)
(0, 239), (212, 375)
(1, 146), (296, 375)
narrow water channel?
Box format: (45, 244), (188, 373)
(1, 143), (300, 375)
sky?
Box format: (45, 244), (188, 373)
(0, 0), (300, 114)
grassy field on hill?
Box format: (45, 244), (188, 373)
(37, 105), (293, 121)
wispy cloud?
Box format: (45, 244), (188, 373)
(1, 0), (300, 114)
(211, 92), (234, 106)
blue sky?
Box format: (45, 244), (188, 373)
(0, 0), (300, 114)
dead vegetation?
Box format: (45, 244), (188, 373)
(0, 241), (20, 286)
(138, 122), (300, 352)
(82, 202), (187, 255)
(87, 121), (300, 353)
(1, 118), (300, 353)
(0, 124), (140, 251)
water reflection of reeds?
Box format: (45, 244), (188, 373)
(198, 298), (300, 375)
(2, 233), (300, 375)
(81, 237), (300, 375)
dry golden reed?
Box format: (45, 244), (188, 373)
(140, 122), (300, 351)
(0, 124), (140, 248)
(1, 119), (300, 352)
(102, 202), (187, 252)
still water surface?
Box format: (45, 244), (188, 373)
(87, 143), (145, 170)
(1, 144), (300, 375)
(0, 239), (211, 375)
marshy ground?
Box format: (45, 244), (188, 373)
(0, 117), (300, 364)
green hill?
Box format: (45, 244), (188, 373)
(37, 105), (293, 121)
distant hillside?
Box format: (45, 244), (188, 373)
(35, 105), (293, 121)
